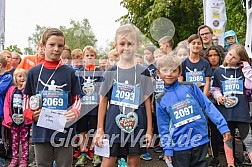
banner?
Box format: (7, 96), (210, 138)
(203, 0), (227, 47)
(245, 0), (252, 58)
(0, 0), (5, 51)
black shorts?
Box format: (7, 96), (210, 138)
(110, 143), (146, 157)
(76, 115), (97, 133)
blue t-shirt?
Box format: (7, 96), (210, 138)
(99, 65), (154, 144)
(182, 58), (212, 88)
(24, 64), (81, 143)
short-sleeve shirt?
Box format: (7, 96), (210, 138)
(99, 64), (154, 144)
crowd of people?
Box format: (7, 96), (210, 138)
(0, 23), (251, 167)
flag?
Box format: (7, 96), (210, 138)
(245, 0), (252, 58)
(0, 0), (5, 51)
(203, 0), (227, 47)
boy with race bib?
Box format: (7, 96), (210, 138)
(156, 55), (231, 167)
(23, 28), (81, 167)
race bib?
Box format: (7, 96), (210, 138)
(170, 99), (201, 128)
(110, 82), (140, 109)
(222, 79), (243, 95)
(81, 92), (98, 104)
(186, 71), (205, 85)
(13, 94), (22, 108)
(40, 90), (68, 110)
(155, 78), (164, 93)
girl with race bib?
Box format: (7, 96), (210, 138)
(3, 68), (32, 167)
(212, 44), (252, 167)
(179, 34), (212, 96)
(94, 24), (153, 167)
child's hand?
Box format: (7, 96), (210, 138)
(7, 122), (12, 126)
(217, 96), (225, 105)
(33, 109), (41, 122)
(164, 156), (172, 163)
(94, 128), (104, 147)
(223, 132), (231, 142)
(64, 110), (76, 122)
(145, 132), (152, 148)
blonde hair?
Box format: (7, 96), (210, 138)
(13, 68), (26, 86)
(157, 55), (182, 73)
(83, 46), (97, 58)
(108, 49), (119, 58)
(0, 54), (7, 68)
(223, 44), (251, 66)
(71, 49), (83, 59)
(115, 24), (140, 44)
(1, 50), (12, 57)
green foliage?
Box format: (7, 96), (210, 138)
(26, 19), (97, 53)
(5, 45), (23, 54)
(119, 0), (246, 46)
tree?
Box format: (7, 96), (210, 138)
(119, 0), (246, 46)
(26, 19), (97, 53)
(5, 45), (23, 54)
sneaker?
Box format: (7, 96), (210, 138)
(158, 153), (164, 160)
(87, 150), (94, 160)
(209, 158), (220, 167)
(73, 149), (81, 159)
(0, 158), (7, 167)
(243, 153), (252, 166)
(92, 155), (101, 167)
(140, 152), (152, 161)
(153, 146), (162, 153)
(75, 155), (88, 167)
(28, 160), (37, 167)
(118, 158), (127, 167)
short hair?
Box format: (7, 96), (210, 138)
(188, 34), (203, 44)
(158, 36), (174, 48)
(134, 54), (143, 59)
(1, 50), (12, 57)
(13, 68), (26, 86)
(83, 46), (97, 58)
(198, 25), (213, 35)
(108, 49), (119, 58)
(41, 28), (65, 46)
(99, 55), (108, 61)
(115, 24), (140, 44)
(12, 52), (22, 62)
(0, 54), (7, 67)
(154, 48), (166, 57)
(71, 49), (83, 59)
(61, 45), (72, 59)
(157, 55), (182, 72)
(144, 46), (156, 54)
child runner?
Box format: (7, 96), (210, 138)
(23, 28), (81, 167)
(224, 30), (239, 52)
(94, 24), (153, 167)
(60, 45), (72, 66)
(179, 34), (212, 96)
(156, 55), (231, 167)
(204, 45), (225, 167)
(3, 68), (32, 167)
(0, 54), (12, 166)
(75, 46), (102, 167)
(107, 49), (119, 69)
(212, 44), (252, 167)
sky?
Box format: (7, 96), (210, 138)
(4, 0), (128, 52)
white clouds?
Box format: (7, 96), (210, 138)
(4, 0), (127, 51)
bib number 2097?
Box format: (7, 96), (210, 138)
(174, 106), (193, 119)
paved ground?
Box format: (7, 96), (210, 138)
(3, 140), (251, 167)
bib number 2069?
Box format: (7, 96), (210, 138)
(43, 98), (64, 107)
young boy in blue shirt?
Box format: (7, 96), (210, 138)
(155, 55), (231, 167)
